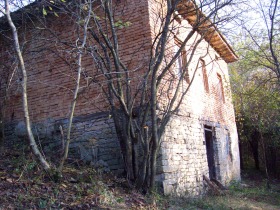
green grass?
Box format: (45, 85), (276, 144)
(165, 179), (280, 210)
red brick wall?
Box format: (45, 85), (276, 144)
(0, 0), (153, 123)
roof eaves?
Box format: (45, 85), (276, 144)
(176, 0), (238, 63)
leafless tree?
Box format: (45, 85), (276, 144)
(58, 0), (93, 173)
(2, 0), (51, 171)
(60, 0), (238, 191)
(228, 0), (279, 188)
(1, 0), (95, 175)
(234, 0), (280, 83)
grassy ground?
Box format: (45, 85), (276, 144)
(0, 149), (279, 209)
(168, 179), (280, 210)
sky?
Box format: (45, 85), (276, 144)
(1, 0), (277, 48)
(0, 0), (33, 15)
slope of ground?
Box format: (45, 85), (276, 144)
(0, 149), (279, 209)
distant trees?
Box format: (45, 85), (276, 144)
(228, 0), (280, 180)
(230, 46), (279, 182)
(230, 60), (279, 163)
(233, 0), (280, 82)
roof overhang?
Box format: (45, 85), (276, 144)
(176, 0), (238, 63)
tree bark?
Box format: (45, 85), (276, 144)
(260, 131), (270, 189)
(249, 129), (260, 170)
(58, 3), (92, 173)
(113, 113), (135, 181)
(5, 0), (51, 171)
(0, 109), (4, 154)
(238, 141), (244, 170)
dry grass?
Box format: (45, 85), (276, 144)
(167, 171), (280, 210)
(0, 149), (279, 209)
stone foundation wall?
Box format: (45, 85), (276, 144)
(156, 113), (239, 197)
(4, 112), (123, 172)
(4, 109), (239, 197)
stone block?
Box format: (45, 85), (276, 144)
(162, 165), (177, 173)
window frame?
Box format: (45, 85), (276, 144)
(200, 59), (209, 93)
(217, 73), (225, 103)
(174, 38), (190, 83)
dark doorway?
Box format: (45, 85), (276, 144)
(204, 126), (216, 179)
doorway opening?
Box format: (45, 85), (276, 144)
(204, 126), (216, 179)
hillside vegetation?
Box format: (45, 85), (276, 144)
(0, 149), (279, 209)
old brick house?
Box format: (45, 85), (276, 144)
(0, 0), (240, 196)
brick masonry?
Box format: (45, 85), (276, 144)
(0, 0), (240, 197)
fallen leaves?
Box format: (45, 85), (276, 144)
(0, 151), (158, 209)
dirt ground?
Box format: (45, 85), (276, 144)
(0, 149), (279, 209)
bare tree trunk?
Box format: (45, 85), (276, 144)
(58, 51), (83, 172)
(0, 92), (7, 155)
(260, 131), (270, 189)
(267, 0), (280, 82)
(5, 0), (51, 171)
(249, 130), (260, 170)
(149, 68), (158, 191)
(0, 107), (4, 154)
(238, 140), (244, 170)
(58, 2), (92, 173)
(113, 114), (135, 181)
(136, 127), (149, 189)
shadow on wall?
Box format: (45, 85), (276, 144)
(9, 113), (124, 172)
